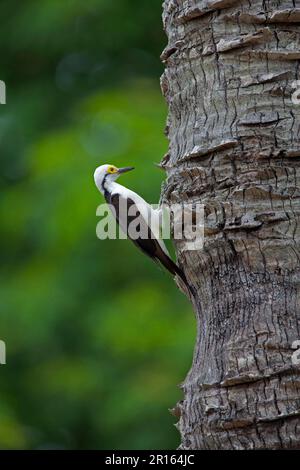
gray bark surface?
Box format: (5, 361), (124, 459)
(161, 0), (300, 450)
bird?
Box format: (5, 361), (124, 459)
(94, 164), (190, 294)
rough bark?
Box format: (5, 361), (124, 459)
(161, 0), (300, 450)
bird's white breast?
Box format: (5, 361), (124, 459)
(109, 182), (169, 256)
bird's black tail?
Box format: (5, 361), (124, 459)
(156, 250), (193, 299)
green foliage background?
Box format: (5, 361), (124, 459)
(0, 0), (195, 449)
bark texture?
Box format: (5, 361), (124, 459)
(161, 0), (300, 450)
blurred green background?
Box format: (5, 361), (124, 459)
(0, 0), (195, 449)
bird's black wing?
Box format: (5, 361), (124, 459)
(107, 193), (186, 284)
(108, 193), (158, 258)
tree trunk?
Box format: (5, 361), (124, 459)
(161, 0), (300, 450)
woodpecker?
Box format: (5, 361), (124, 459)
(94, 164), (189, 292)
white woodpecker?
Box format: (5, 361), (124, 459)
(94, 164), (189, 291)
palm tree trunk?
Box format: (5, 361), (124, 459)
(161, 0), (300, 450)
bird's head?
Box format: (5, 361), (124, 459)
(94, 164), (134, 191)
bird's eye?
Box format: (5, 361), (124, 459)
(108, 166), (116, 173)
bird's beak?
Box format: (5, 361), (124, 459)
(117, 166), (135, 174)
